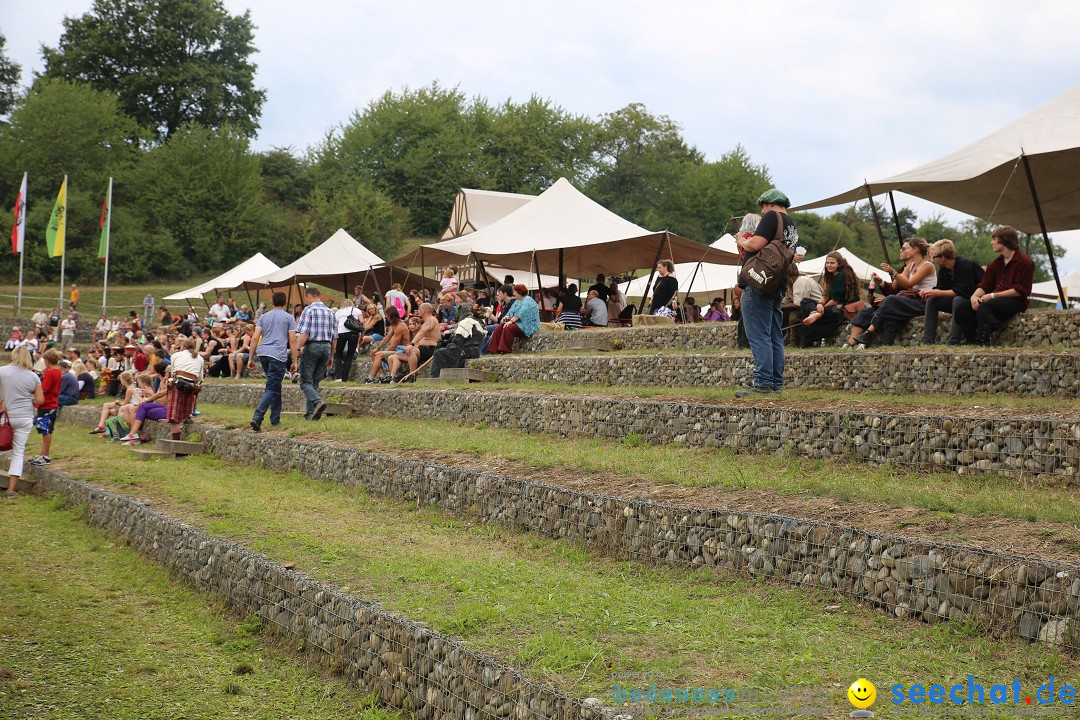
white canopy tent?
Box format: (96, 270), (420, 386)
(387, 178), (738, 281)
(441, 188), (535, 239)
(1030, 269), (1080, 305)
(622, 263), (740, 302)
(797, 247), (878, 281)
(164, 252), (280, 301)
(710, 233), (738, 254)
(793, 82), (1080, 302)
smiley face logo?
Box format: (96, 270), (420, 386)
(848, 678), (876, 709)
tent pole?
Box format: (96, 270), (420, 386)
(558, 249), (565, 289)
(474, 255), (487, 293)
(864, 183), (892, 267)
(638, 235), (666, 315)
(420, 247), (426, 285)
(244, 287), (255, 312)
(1021, 152), (1066, 309)
(296, 280), (306, 308)
(531, 251), (543, 297)
(887, 191), (905, 246)
(684, 261), (703, 306)
(370, 267), (383, 298)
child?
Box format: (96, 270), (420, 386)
(30, 347), (62, 466)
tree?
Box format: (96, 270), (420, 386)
(0, 32), (21, 121)
(663, 146), (771, 242)
(588, 104), (703, 231)
(41, 0), (265, 140)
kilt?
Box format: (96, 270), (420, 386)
(166, 386), (197, 424)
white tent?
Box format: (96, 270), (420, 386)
(793, 82), (1080, 233)
(797, 247), (879, 281)
(622, 263), (740, 302)
(710, 233), (738, 254)
(164, 252), (280, 301)
(441, 188), (535, 239)
(387, 178), (737, 278)
(245, 228), (382, 289)
(1030, 269), (1080, 305)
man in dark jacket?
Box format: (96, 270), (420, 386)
(921, 238), (985, 344)
(952, 226), (1034, 345)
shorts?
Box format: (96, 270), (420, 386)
(417, 345), (436, 364)
(35, 407), (58, 435)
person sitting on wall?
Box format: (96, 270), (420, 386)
(390, 303), (440, 383)
(364, 307), (411, 383)
(556, 284), (583, 330)
(952, 225), (1034, 345)
(582, 289), (608, 327)
(703, 298), (730, 322)
(843, 237), (936, 348)
(486, 284), (541, 354)
(920, 239), (985, 345)
(799, 251), (862, 347)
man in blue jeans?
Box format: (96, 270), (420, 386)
(295, 286), (337, 421)
(736, 188), (799, 397)
(248, 291), (297, 431)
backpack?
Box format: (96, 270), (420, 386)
(104, 415), (129, 440)
(390, 293), (407, 319)
(739, 211), (794, 295)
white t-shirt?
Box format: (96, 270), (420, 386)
(335, 306), (361, 334)
(61, 318), (76, 333)
(95, 318), (110, 332)
(209, 303), (231, 323)
(0, 364), (41, 420)
(170, 351), (206, 380)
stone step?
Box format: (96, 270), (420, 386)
(323, 402), (354, 417)
(1, 472), (38, 490)
(155, 439), (206, 456)
(131, 448), (178, 461)
(434, 367), (495, 383)
(469, 349), (1080, 396)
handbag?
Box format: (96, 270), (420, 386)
(343, 312), (363, 333)
(174, 375), (199, 395)
(841, 300), (866, 321)
(738, 211), (794, 295)
(0, 411), (13, 452)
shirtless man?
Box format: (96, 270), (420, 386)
(390, 303), (440, 383)
(365, 307), (410, 383)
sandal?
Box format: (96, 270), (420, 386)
(90, 426), (105, 434)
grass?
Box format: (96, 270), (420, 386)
(0, 493), (400, 720)
(46, 425), (1079, 716)
(120, 400), (1080, 530)
(0, 281), (204, 318)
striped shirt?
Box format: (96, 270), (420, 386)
(296, 301), (338, 342)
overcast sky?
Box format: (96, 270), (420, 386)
(6, 0), (1080, 269)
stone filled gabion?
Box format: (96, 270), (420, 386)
(184, 386), (1080, 482)
(33, 466), (612, 720)
(55, 405), (1080, 652)
(471, 351), (1080, 397)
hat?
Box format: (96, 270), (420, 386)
(757, 188), (791, 208)
(124, 344), (137, 350)
(58, 359), (72, 368)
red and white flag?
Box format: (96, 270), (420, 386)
(11, 172), (26, 254)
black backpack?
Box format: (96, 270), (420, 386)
(739, 211), (794, 295)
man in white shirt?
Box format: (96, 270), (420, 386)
(208, 296), (231, 326)
(93, 314), (111, 342)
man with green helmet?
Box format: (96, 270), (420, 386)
(735, 188), (800, 397)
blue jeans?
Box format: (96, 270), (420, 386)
(298, 342), (331, 418)
(253, 356), (287, 426)
(480, 324), (499, 354)
(742, 288), (784, 390)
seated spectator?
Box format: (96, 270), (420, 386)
(365, 307), (410, 383)
(229, 325), (254, 378)
(844, 238), (936, 348)
(91, 371), (135, 433)
(93, 315), (111, 342)
(437, 293), (457, 326)
(799, 251), (861, 347)
(952, 225), (1034, 345)
(582, 289), (608, 327)
(920, 239), (985, 344)
(117, 377), (169, 445)
(480, 285), (513, 354)
(390, 303), (440, 383)
(4, 326), (23, 350)
(432, 309), (487, 378)
(607, 281), (628, 319)
(679, 296), (702, 323)
(359, 303), (385, 349)
(556, 284), (583, 329)
(233, 305), (251, 323)
(32, 308), (49, 336)
(116, 374), (153, 430)
(487, 284), (541, 354)
(57, 359), (80, 407)
(440, 267), (460, 297)
(703, 298), (730, 322)
(78, 359), (99, 400)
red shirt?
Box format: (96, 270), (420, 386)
(134, 351), (150, 372)
(978, 251), (1035, 309)
(39, 367), (61, 410)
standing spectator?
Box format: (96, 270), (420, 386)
(649, 261), (678, 316)
(736, 189), (799, 397)
(165, 338), (205, 440)
(385, 283), (411, 320)
(953, 226), (1034, 345)
(0, 347), (43, 497)
(48, 308), (61, 338)
(333, 299), (362, 382)
(920, 239), (985, 344)
(248, 292), (298, 432)
(295, 287), (337, 421)
(143, 293), (155, 323)
(69, 283), (78, 312)
(29, 347), (63, 466)
(487, 284), (541, 354)
(60, 313), (77, 346)
(32, 308), (49, 336)
(588, 274), (611, 302)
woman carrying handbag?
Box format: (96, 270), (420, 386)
(0, 347), (44, 498)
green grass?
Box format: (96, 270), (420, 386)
(0, 493), (400, 720)
(136, 400), (1080, 531)
(0, 280), (206, 318)
(47, 426), (1079, 716)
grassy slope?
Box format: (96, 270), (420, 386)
(44, 425), (1078, 715)
(0, 494), (399, 720)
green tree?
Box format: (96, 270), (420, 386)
(663, 146), (772, 242)
(41, 0), (265, 140)
(0, 79), (146, 283)
(304, 183), (410, 262)
(587, 103), (703, 231)
(130, 123), (267, 272)
(0, 32), (21, 121)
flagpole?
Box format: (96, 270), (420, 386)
(15, 172), (27, 317)
(102, 177), (113, 315)
(16, 241), (25, 317)
(58, 174), (67, 313)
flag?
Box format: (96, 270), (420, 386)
(45, 177), (67, 258)
(10, 172), (26, 254)
(98, 182), (111, 261)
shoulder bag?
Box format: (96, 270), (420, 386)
(738, 211), (794, 295)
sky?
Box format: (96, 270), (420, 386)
(5, 0), (1080, 269)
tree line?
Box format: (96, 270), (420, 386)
(0, 1), (1061, 286)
